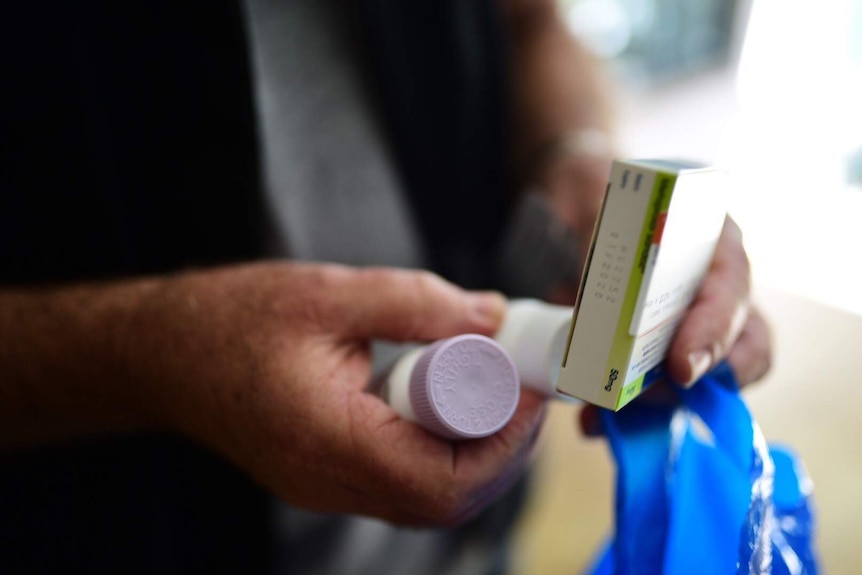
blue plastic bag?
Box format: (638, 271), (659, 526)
(588, 363), (818, 575)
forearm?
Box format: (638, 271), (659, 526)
(504, 0), (618, 273)
(506, 0), (616, 182)
(0, 278), (162, 449)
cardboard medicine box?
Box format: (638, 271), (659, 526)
(556, 159), (727, 410)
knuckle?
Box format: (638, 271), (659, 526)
(412, 270), (447, 298)
(409, 475), (469, 525)
(303, 263), (349, 295)
(294, 265), (349, 329)
(356, 267), (393, 286)
(706, 300), (750, 362)
(406, 273), (446, 335)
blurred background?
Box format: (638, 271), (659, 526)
(513, 0), (862, 573)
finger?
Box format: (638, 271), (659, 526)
(445, 390), (546, 524)
(668, 217), (751, 387)
(578, 404), (604, 437)
(347, 389), (547, 526)
(727, 306), (772, 388)
(336, 267), (506, 342)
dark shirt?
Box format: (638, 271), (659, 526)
(0, 1), (512, 573)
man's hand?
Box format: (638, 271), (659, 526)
(578, 218), (773, 436)
(0, 263), (546, 526)
(505, 0), (770, 434)
(666, 217), (771, 388)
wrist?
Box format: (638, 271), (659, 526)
(0, 277), (166, 448)
(526, 129), (613, 187)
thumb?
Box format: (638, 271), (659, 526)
(336, 268), (506, 342)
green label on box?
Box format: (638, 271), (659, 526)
(616, 375), (646, 410)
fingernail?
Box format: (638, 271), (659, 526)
(468, 291), (506, 327)
(683, 351), (713, 388)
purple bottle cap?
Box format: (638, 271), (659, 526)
(409, 334), (520, 440)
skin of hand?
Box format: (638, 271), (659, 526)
(139, 263), (548, 526)
(0, 262), (546, 526)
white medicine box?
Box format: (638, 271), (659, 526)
(556, 159), (727, 410)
